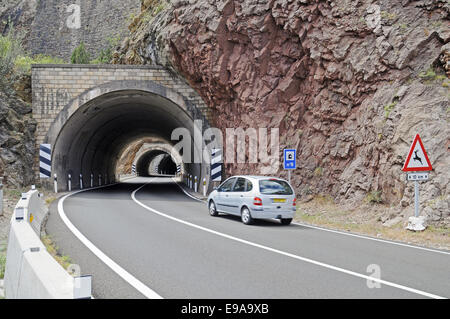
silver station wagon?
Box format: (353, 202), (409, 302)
(207, 176), (296, 225)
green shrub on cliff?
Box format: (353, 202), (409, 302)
(0, 27), (24, 92)
(0, 26), (63, 92)
(90, 35), (120, 64)
(15, 54), (64, 73)
(71, 42), (90, 64)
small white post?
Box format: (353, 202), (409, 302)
(54, 174), (58, 193)
(203, 178), (206, 197)
(194, 176), (198, 192)
(414, 180), (419, 217)
(79, 174), (83, 190)
(68, 174), (72, 192)
(90, 174), (93, 188)
(99, 174), (101, 186)
(74, 275), (92, 299)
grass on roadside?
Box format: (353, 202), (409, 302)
(41, 235), (72, 270)
(0, 241), (6, 279)
(0, 254), (5, 279)
(45, 197), (57, 205)
(295, 197), (450, 250)
(0, 238), (7, 278)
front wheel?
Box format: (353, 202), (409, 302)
(209, 201), (219, 216)
(280, 218), (292, 225)
(241, 207), (254, 225)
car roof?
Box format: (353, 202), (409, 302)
(228, 175), (288, 181)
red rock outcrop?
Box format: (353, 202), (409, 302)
(113, 0), (449, 226)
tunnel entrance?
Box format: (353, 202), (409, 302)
(135, 149), (178, 176)
(49, 89), (207, 191)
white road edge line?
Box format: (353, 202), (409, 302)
(291, 221), (450, 256)
(173, 180), (450, 256)
(134, 182), (446, 299)
(57, 180), (163, 299)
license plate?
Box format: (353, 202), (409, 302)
(272, 198), (286, 203)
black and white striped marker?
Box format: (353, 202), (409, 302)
(39, 144), (52, 179)
(211, 148), (222, 182)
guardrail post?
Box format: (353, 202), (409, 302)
(79, 174), (83, 190)
(194, 176), (198, 192)
(74, 275), (93, 299)
(203, 178), (206, 197)
(68, 174), (72, 192)
(0, 177), (3, 216)
(54, 174), (58, 193)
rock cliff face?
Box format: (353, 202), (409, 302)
(114, 0), (449, 226)
(0, 92), (36, 187)
(1, 0), (141, 60)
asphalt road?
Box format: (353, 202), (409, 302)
(47, 177), (450, 299)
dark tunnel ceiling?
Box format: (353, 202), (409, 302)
(53, 90), (196, 181)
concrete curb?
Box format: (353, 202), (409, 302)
(3, 189), (91, 299)
(175, 180), (208, 203)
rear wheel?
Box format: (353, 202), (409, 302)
(280, 218), (292, 225)
(209, 201), (219, 216)
(241, 207), (254, 225)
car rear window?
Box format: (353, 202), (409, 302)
(259, 179), (293, 195)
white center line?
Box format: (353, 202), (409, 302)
(173, 179), (450, 256)
(132, 182), (446, 299)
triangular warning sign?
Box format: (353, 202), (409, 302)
(402, 134), (432, 172)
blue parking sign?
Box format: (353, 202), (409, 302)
(284, 149), (296, 170)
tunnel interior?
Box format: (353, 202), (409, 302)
(136, 149), (177, 176)
(51, 89), (205, 190)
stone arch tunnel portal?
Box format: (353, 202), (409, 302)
(46, 88), (209, 191)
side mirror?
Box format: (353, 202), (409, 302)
(213, 186), (218, 191)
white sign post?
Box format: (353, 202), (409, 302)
(283, 149), (296, 185)
(402, 134), (432, 230)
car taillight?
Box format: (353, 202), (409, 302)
(293, 198), (297, 206)
(253, 197), (263, 206)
